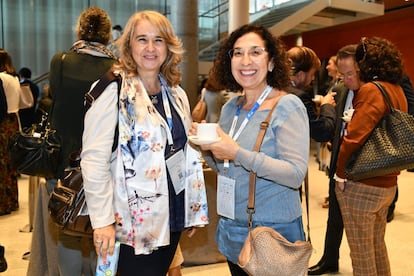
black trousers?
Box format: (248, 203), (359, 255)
(117, 231), (181, 276)
(321, 177), (344, 264)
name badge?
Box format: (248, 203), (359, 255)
(217, 174), (235, 219)
(166, 150), (185, 194)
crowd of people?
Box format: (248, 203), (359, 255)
(0, 5), (413, 276)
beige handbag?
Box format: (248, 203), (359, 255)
(238, 95), (312, 276)
(192, 88), (207, 122)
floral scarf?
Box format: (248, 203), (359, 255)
(70, 40), (116, 59)
(113, 72), (208, 255)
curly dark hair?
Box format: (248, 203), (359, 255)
(75, 6), (112, 45)
(356, 37), (403, 84)
(210, 24), (290, 92)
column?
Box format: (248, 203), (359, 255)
(228, 0), (249, 33)
(170, 0), (199, 108)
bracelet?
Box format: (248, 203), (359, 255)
(333, 174), (347, 182)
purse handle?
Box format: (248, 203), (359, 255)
(246, 93), (311, 242)
(371, 81), (395, 112)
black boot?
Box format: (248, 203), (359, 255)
(308, 258), (338, 275)
(0, 245), (7, 272)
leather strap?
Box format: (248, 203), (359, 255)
(84, 70), (122, 112)
(372, 81), (394, 111)
(304, 170), (311, 242)
(247, 94), (283, 223)
(84, 70), (122, 152)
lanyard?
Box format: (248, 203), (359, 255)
(228, 85), (272, 141)
(147, 76), (174, 148)
(159, 77), (173, 131)
(161, 87), (173, 130)
(224, 85), (272, 169)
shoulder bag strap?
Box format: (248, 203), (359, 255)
(84, 70), (122, 112)
(246, 93), (281, 227)
(372, 81), (394, 112)
(84, 70), (122, 152)
(304, 170), (311, 242)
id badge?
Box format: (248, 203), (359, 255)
(166, 150), (186, 194)
(217, 174), (235, 219)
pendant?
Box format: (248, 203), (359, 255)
(150, 95), (158, 104)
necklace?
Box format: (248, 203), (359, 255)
(150, 95), (158, 104)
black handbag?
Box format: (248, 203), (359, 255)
(345, 81), (414, 181)
(48, 150), (93, 237)
(8, 114), (61, 178)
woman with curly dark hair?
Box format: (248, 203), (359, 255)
(191, 24), (310, 275)
(334, 37), (408, 276)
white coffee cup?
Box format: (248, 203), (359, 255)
(197, 123), (218, 141)
(343, 108), (355, 118)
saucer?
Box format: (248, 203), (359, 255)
(312, 95), (322, 103)
(188, 135), (221, 145)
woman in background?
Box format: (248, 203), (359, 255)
(335, 37), (407, 276)
(0, 49), (20, 216)
(325, 55), (340, 93)
(203, 76), (227, 123)
(29, 7), (116, 276)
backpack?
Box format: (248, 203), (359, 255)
(48, 70), (122, 237)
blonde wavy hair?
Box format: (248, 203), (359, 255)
(115, 10), (184, 87)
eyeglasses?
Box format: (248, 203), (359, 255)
(228, 46), (267, 60)
(338, 71), (358, 80)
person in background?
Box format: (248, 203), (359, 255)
(81, 10), (207, 275)
(335, 37), (407, 276)
(286, 46), (336, 203)
(0, 49), (20, 216)
(112, 24), (123, 40)
(18, 67), (41, 236)
(18, 67), (40, 129)
(319, 55), (341, 207)
(108, 24), (123, 58)
(400, 75), (414, 115)
(36, 83), (52, 122)
(386, 75), (414, 221)
(325, 55), (340, 93)
(0, 244), (6, 272)
(190, 24), (309, 276)
(203, 76), (227, 123)
(167, 244), (184, 276)
(286, 46), (336, 143)
(308, 44), (360, 275)
(27, 7), (117, 276)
